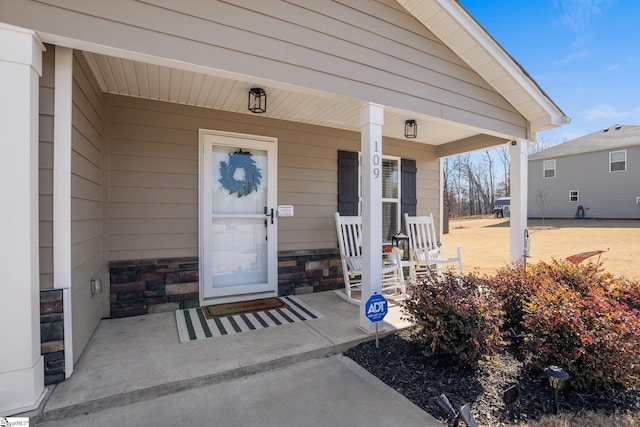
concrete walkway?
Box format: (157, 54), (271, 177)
(28, 291), (443, 426)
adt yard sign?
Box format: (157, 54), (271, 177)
(365, 294), (388, 323)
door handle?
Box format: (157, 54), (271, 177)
(264, 207), (274, 224)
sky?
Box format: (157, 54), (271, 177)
(460, 0), (640, 146)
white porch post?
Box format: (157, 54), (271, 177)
(359, 103), (384, 332)
(54, 46), (75, 378)
(509, 140), (528, 264)
(0, 24), (46, 414)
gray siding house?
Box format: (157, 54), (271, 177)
(528, 125), (640, 219)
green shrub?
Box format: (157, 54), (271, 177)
(517, 260), (640, 392)
(403, 270), (504, 368)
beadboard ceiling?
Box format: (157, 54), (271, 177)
(82, 51), (479, 146)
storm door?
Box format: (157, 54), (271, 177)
(199, 130), (278, 304)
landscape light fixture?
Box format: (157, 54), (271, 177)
(545, 365), (569, 414)
(503, 385), (520, 422)
(434, 394), (457, 419)
(248, 87), (267, 113)
(404, 119), (417, 138)
(433, 394), (477, 427)
(458, 403), (478, 427)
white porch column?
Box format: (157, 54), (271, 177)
(359, 103), (384, 332)
(0, 24), (46, 414)
(509, 140), (528, 264)
(53, 46), (75, 378)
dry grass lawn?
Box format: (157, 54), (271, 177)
(443, 217), (640, 280)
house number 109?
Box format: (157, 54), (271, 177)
(372, 140), (380, 179)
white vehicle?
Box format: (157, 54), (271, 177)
(493, 197), (511, 218)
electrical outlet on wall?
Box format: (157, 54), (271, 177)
(636, 196), (640, 205)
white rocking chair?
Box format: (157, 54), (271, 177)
(404, 213), (463, 280)
(335, 212), (405, 303)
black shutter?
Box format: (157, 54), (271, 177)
(401, 158), (417, 224)
(337, 150), (359, 216)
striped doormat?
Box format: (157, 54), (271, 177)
(175, 295), (323, 343)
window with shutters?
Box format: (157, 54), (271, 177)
(337, 151), (416, 242)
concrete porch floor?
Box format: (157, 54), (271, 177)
(29, 291), (443, 426)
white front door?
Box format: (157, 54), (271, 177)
(199, 130), (278, 305)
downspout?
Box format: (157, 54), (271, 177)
(439, 157), (444, 242)
(53, 46), (74, 378)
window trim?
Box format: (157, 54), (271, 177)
(381, 155), (401, 242)
(569, 190), (579, 202)
(543, 159), (556, 178)
(357, 154), (402, 242)
(609, 150), (627, 172)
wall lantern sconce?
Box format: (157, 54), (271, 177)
(90, 278), (103, 296)
(544, 365), (569, 414)
(392, 231), (410, 261)
(248, 87), (267, 113)
(404, 119), (417, 138)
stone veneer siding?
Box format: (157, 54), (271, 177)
(277, 249), (343, 295)
(40, 289), (65, 385)
(109, 257), (200, 318)
(108, 250), (344, 317)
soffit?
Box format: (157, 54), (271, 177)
(82, 51), (479, 146)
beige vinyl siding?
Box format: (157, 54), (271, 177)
(107, 95), (440, 257)
(39, 45), (55, 289)
(108, 97), (199, 261)
(2, 0), (525, 137)
(71, 51), (106, 362)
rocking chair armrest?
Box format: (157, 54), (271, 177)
(438, 245), (462, 252)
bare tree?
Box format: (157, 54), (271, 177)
(456, 154), (493, 216)
(495, 145), (510, 197)
(535, 186), (551, 225)
(529, 136), (561, 155)
(482, 149), (496, 208)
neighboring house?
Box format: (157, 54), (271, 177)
(528, 125), (640, 219)
(0, 0), (566, 414)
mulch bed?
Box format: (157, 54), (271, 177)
(345, 328), (640, 426)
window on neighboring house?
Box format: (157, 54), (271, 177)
(543, 159), (556, 178)
(610, 150), (627, 172)
(569, 190), (579, 202)
(337, 151), (416, 241)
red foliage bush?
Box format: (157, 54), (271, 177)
(515, 260), (640, 392)
(403, 270), (504, 368)
(403, 260), (640, 393)
(487, 262), (534, 331)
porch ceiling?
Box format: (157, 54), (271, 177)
(82, 51), (480, 147)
